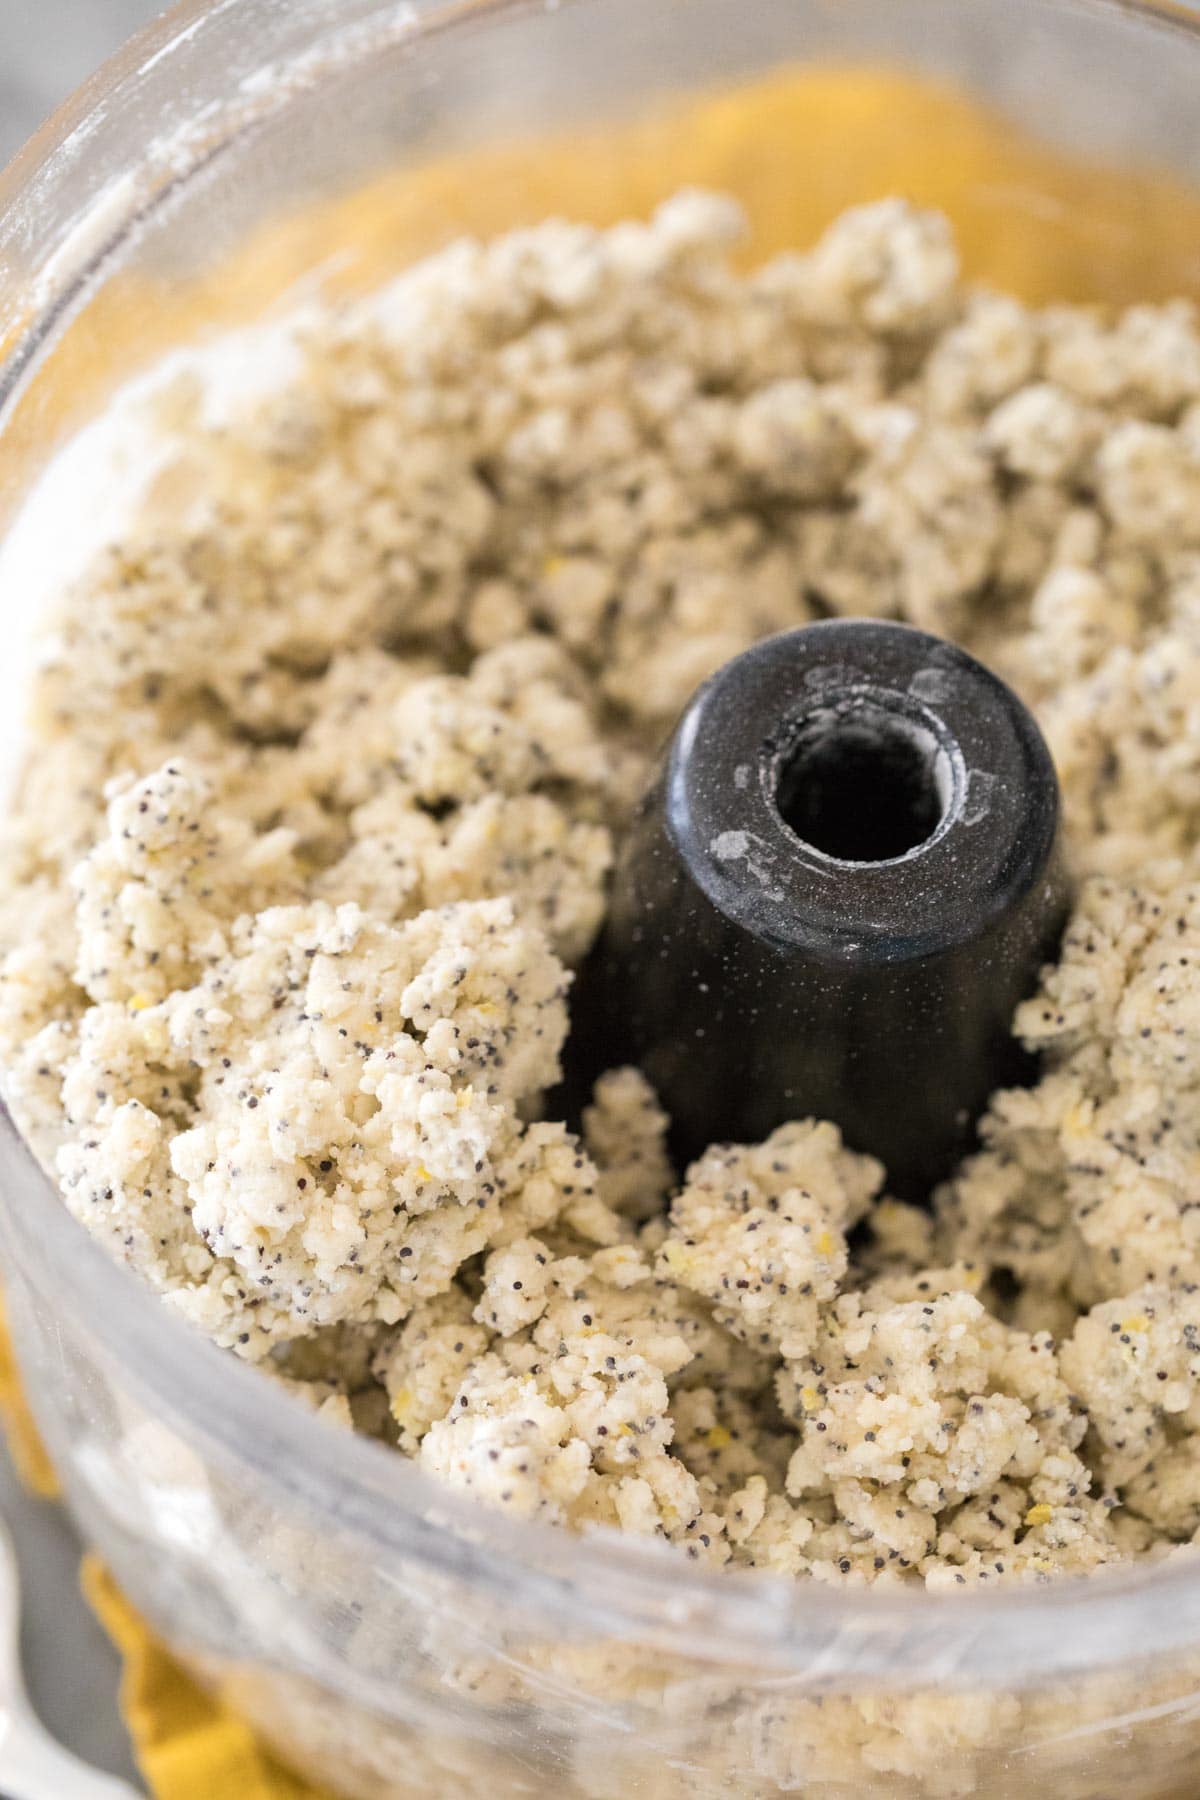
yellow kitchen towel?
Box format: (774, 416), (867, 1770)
(81, 1561), (329, 1800)
(0, 1313), (57, 1500)
(0, 1302), (331, 1798)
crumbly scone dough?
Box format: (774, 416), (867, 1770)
(8, 190), (1200, 1588)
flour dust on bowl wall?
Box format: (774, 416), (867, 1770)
(5, 1), (1200, 1797)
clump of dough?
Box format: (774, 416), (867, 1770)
(658, 1121), (883, 1357)
(10, 192), (1200, 1586)
(943, 870), (1200, 1317)
(383, 1230), (754, 1552)
(33, 758), (579, 1355)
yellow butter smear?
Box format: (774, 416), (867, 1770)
(163, 61), (1200, 305)
(8, 60), (1200, 503)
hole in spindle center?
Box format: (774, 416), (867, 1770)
(774, 698), (952, 864)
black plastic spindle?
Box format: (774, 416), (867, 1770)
(569, 619), (1068, 1200)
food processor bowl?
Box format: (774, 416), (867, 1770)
(3, 2), (1200, 1795)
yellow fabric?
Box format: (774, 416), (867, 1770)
(2, 54), (1200, 1800)
(0, 1307), (58, 1500)
(80, 1560), (331, 1800)
(0, 1301), (331, 1797)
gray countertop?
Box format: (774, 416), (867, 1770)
(0, 1437), (142, 1790)
(2, 10), (163, 1789)
(0, 0), (163, 167)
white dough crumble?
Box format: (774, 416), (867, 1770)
(7, 190), (1200, 1589)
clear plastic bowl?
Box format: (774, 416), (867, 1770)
(4, 3), (1200, 1795)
